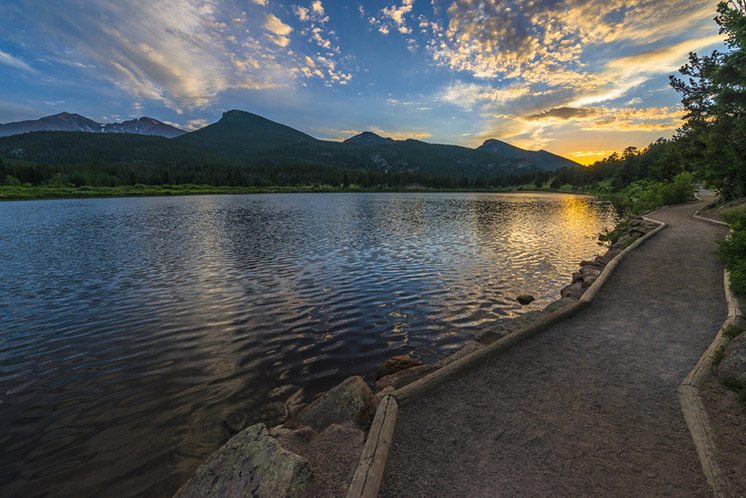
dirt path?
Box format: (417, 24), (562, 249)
(381, 197), (728, 497)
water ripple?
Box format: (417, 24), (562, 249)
(0, 192), (617, 497)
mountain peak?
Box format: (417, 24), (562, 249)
(0, 112), (184, 138)
(220, 109), (263, 121)
(177, 109), (316, 155)
(478, 138), (580, 170)
(344, 131), (394, 145)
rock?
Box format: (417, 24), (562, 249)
(288, 376), (373, 431)
(581, 276), (597, 288)
(718, 334), (746, 387)
(614, 234), (632, 248)
(629, 227), (647, 236)
(579, 260), (603, 269)
(604, 248), (622, 260)
(174, 423), (312, 498)
(571, 271), (583, 283)
(275, 426), (316, 454)
(376, 355), (422, 380)
(580, 267), (602, 278)
(629, 217), (643, 227)
(375, 364), (439, 392)
(516, 294), (535, 305)
(560, 282), (584, 299)
(282, 424), (365, 498)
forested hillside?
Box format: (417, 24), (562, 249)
(0, 109), (578, 190)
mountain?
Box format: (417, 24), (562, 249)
(478, 139), (579, 171)
(343, 131), (394, 146)
(0, 110), (581, 186)
(101, 117), (185, 138)
(0, 112), (184, 138)
(176, 110), (315, 157)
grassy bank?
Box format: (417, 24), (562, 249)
(0, 182), (597, 201)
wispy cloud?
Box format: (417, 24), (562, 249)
(0, 50), (35, 73)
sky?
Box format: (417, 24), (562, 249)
(0, 0), (726, 164)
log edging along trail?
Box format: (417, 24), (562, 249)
(679, 198), (744, 497)
(346, 213), (668, 498)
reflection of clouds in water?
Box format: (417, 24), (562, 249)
(0, 192), (618, 498)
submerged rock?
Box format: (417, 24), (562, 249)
(288, 376), (373, 431)
(376, 355), (422, 380)
(516, 294), (535, 305)
(174, 423), (312, 498)
(718, 334), (746, 387)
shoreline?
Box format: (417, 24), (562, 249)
(0, 184), (604, 202)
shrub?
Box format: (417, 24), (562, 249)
(721, 210), (746, 295)
(659, 172), (694, 205)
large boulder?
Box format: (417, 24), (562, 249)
(376, 355), (422, 379)
(174, 423), (312, 498)
(718, 334), (746, 387)
(288, 376), (373, 431)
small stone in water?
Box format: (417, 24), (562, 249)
(517, 295), (535, 305)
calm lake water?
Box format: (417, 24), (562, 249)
(0, 192), (617, 497)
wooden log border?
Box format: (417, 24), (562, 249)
(678, 199), (743, 497)
(346, 211), (668, 498)
(346, 395), (398, 498)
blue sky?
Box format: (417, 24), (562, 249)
(0, 0), (725, 163)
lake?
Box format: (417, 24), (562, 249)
(0, 192), (618, 497)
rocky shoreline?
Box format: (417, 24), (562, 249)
(173, 216), (660, 498)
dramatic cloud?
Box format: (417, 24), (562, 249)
(0, 0), (726, 160)
(526, 107), (599, 121)
(426, 0), (716, 81)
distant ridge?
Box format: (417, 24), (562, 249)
(0, 112), (185, 138)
